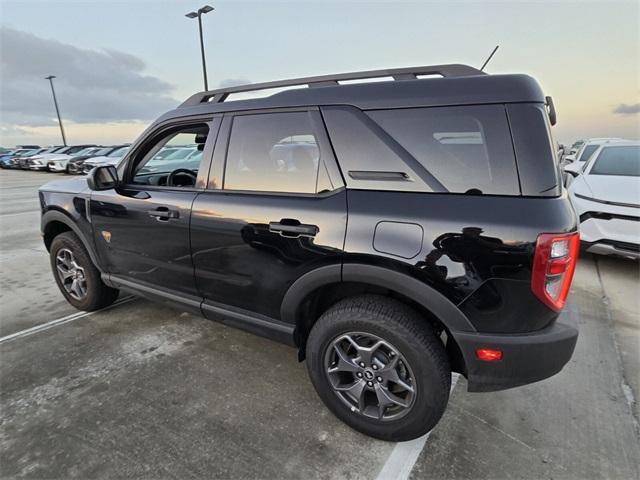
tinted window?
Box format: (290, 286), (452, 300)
(367, 105), (519, 194)
(132, 125), (208, 187)
(224, 112), (322, 193)
(107, 146), (129, 158)
(578, 144), (599, 162)
(590, 146), (640, 176)
(322, 106), (440, 192)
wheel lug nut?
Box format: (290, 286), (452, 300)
(359, 362), (365, 368)
(372, 365), (378, 370)
(367, 381), (373, 387)
(377, 376), (383, 382)
(357, 372), (363, 378)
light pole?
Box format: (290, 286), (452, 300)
(185, 5), (214, 91)
(44, 75), (67, 146)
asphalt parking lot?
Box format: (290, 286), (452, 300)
(1, 169), (638, 479)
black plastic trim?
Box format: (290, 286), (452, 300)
(574, 193), (640, 209)
(579, 211), (640, 223)
(41, 210), (103, 272)
(107, 274), (296, 345)
(453, 313), (578, 392)
(341, 263), (476, 333)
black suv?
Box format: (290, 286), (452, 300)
(39, 65), (579, 441)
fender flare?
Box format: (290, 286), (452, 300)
(281, 262), (476, 336)
(41, 209), (104, 272)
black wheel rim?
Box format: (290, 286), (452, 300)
(324, 332), (416, 421)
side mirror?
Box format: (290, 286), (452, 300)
(563, 163), (582, 187)
(87, 165), (118, 191)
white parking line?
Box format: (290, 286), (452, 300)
(0, 210), (40, 217)
(0, 296), (135, 344)
(375, 373), (460, 480)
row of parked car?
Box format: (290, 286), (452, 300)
(0, 144), (130, 174)
(0, 143), (209, 176)
(559, 138), (639, 260)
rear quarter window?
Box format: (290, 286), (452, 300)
(367, 105), (520, 195)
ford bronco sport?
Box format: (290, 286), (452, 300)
(40, 64), (579, 441)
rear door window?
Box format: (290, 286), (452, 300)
(367, 105), (519, 195)
(223, 111), (334, 194)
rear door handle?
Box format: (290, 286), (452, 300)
(148, 206), (180, 221)
(269, 220), (318, 238)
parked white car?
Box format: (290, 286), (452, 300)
(568, 141), (640, 259)
(82, 146), (131, 173)
(29, 145), (96, 171)
(562, 138), (624, 168)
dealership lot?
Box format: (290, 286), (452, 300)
(1, 170), (638, 479)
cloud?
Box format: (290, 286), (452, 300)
(0, 26), (180, 128)
(613, 103), (640, 115)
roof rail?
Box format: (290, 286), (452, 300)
(179, 64), (485, 107)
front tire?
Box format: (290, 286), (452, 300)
(50, 231), (119, 311)
(306, 295), (451, 441)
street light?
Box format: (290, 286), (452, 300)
(44, 75), (67, 146)
(185, 5), (214, 91)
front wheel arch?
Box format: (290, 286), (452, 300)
(42, 210), (104, 272)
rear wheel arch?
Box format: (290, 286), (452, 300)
(282, 263), (474, 373)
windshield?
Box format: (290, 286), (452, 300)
(23, 149), (45, 157)
(15, 150), (35, 156)
(107, 147), (129, 158)
(66, 146), (92, 154)
(90, 147), (111, 156)
(578, 144), (599, 162)
(590, 146), (640, 176)
(160, 148), (196, 162)
(75, 147), (98, 156)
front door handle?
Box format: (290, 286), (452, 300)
(148, 206), (180, 221)
(269, 219), (318, 238)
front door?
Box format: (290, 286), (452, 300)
(90, 119), (218, 302)
(191, 110), (347, 323)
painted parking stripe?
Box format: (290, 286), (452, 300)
(0, 296), (135, 344)
(375, 373), (460, 480)
(0, 210), (40, 217)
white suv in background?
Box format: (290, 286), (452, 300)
(562, 138), (624, 168)
(568, 141), (640, 260)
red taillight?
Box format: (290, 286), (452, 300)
(475, 348), (503, 362)
(531, 232), (580, 311)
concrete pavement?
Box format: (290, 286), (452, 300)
(1, 169), (638, 479)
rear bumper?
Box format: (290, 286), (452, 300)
(452, 312), (578, 392)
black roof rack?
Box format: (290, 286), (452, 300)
(179, 64), (485, 107)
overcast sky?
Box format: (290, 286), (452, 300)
(0, 0), (638, 146)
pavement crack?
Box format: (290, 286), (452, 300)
(449, 403), (536, 451)
(594, 258), (640, 439)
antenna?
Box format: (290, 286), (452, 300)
(480, 45), (499, 72)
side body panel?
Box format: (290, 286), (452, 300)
(191, 190), (347, 322)
(89, 188), (199, 297)
(343, 190), (577, 334)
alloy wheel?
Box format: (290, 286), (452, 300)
(324, 332), (416, 421)
(55, 248), (87, 300)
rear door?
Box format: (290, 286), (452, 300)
(90, 118), (220, 304)
(191, 108), (346, 325)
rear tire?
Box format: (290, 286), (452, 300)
(50, 231), (119, 311)
(306, 295), (451, 441)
